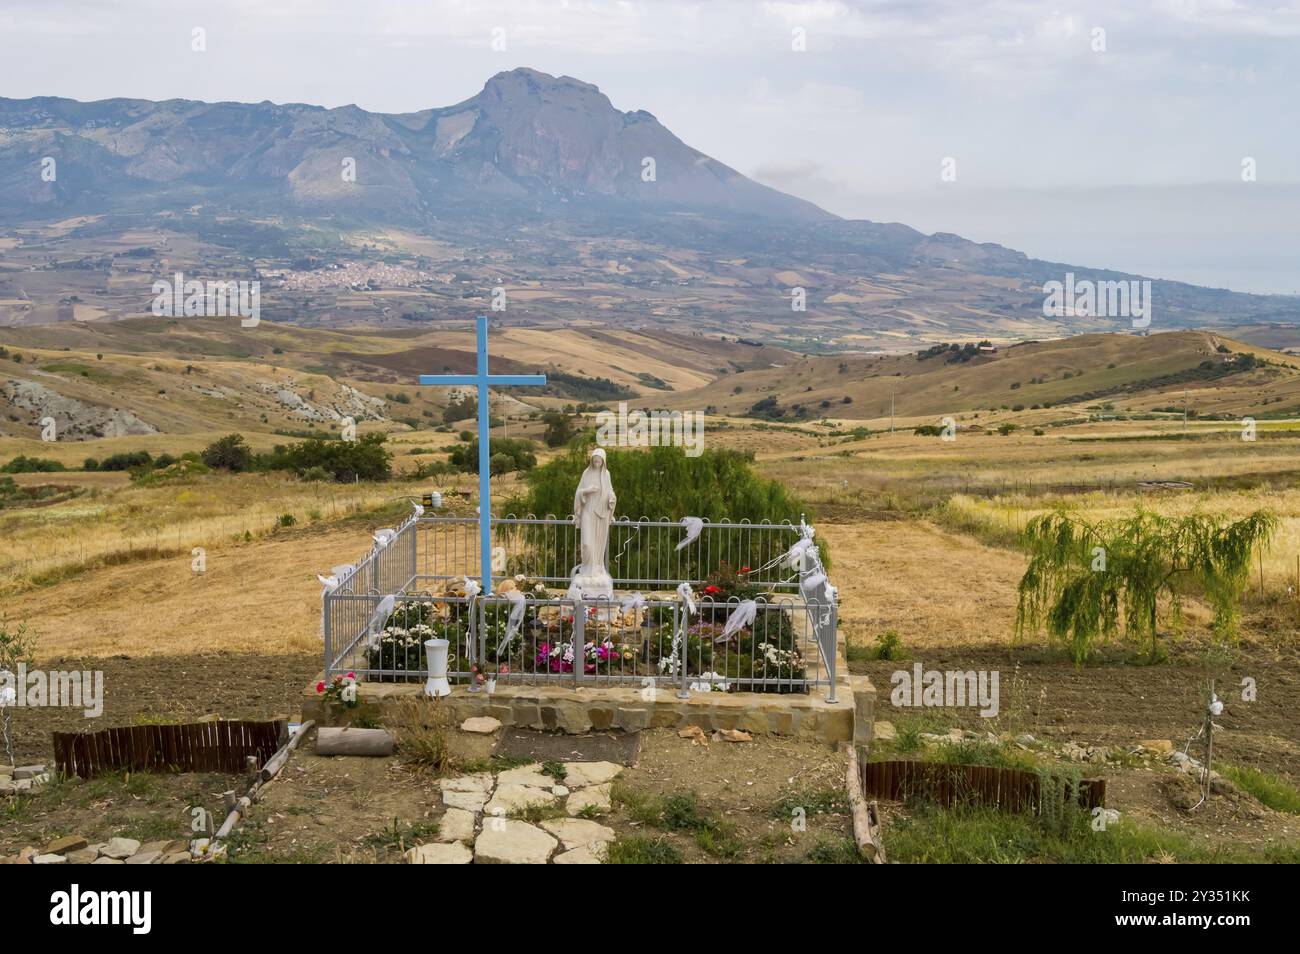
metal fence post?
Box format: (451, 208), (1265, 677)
(322, 591), (332, 679)
(467, 596), (481, 692)
(676, 602), (690, 700)
(825, 601), (838, 704)
(407, 519), (418, 592)
(573, 599), (585, 689)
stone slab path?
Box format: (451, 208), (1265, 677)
(404, 760), (624, 864)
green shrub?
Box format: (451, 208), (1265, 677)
(0, 456), (66, 474)
(606, 836), (683, 864)
(507, 444), (824, 578)
(542, 411), (577, 448)
(259, 433), (392, 483)
(98, 450), (153, 472)
(449, 437), (536, 475)
(444, 395), (476, 423)
(202, 434), (252, 472)
(872, 630), (906, 660)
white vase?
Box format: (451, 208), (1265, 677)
(485, 678), (497, 695)
(423, 638), (451, 698)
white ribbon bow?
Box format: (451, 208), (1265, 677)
(785, 537), (815, 571)
(495, 588), (528, 657)
(676, 516), (704, 551)
(368, 594), (396, 634)
(676, 581), (697, 616)
(619, 591), (646, 623)
(718, 599), (757, 642)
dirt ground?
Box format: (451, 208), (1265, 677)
(1, 725), (850, 863)
(3, 652), (319, 765)
(855, 640), (1300, 857)
(853, 643), (1300, 784)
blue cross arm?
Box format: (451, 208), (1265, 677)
(418, 375), (480, 386)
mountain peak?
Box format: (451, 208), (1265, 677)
(481, 67), (603, 99)
(0, 69), (834, 223)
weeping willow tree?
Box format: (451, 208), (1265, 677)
(1015, 508), (1278, 662)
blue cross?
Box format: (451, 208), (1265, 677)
(420, 315), (546, 594)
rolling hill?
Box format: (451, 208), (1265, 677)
(1, 320), (1295, 454)
(676, 330), (1300, 425)
(0, 317), (795, 444)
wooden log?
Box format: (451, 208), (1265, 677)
(846, 746), (887, 864)
(315, 726), (394, 757)
(214, 809), (241, 840)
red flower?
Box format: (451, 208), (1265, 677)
(704, 585), (721, 595)
(315, 681), (326, 693)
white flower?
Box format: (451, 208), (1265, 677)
(690, 671), (730, 693)
(341, 682), (358, 704)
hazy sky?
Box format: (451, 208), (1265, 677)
(2, 0), (1297, 293)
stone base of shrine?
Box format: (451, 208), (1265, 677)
(304, 672), (872, 745)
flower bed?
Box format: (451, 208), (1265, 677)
(358, 567), (809, 693)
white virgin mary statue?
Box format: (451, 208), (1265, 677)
(568, 447), (616, 602)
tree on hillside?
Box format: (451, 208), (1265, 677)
(202, 433), (252, 472)
(443, 394), (476, 424)
(1015, 508), (1278, 662)
(542, 410), (577, 448)
(449, 437), (536, 475)
(272, 433), (392, 483)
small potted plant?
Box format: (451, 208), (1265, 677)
(472, 664), (497, 694)
(315, 672), (360, 719)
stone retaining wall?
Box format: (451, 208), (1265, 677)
(305, 646), (874, 745)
